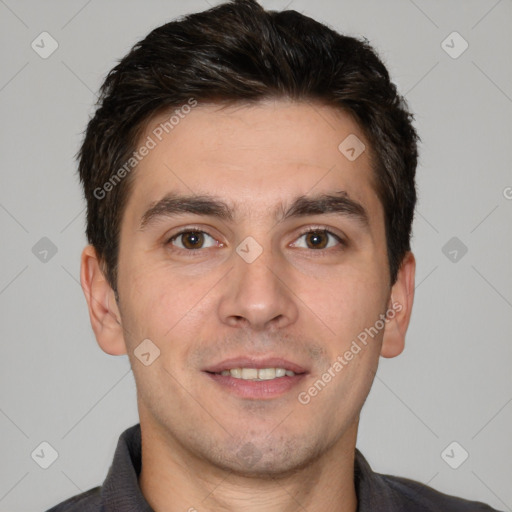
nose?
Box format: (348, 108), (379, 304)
(217, 245), (299, 331)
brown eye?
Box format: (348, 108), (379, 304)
(291, 229), (343, 250)
(169, 231), (216, 250)
(181, 231), (204, 249)
(304, 231), (329, 249)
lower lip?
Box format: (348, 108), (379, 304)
(204, 372), (307, 399)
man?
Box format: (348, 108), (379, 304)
(47, 0), (500, 510)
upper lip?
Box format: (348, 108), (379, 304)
(203, 356), (308, 374)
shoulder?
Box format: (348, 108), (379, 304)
(44, 486), (102, 511)
(382, 473), (502, 511)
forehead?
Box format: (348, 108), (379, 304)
(123, 99), (382, 226)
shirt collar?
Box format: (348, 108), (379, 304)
(101, 423), (400, 511)
(101, 424), (153, 511)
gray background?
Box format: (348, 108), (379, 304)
(0, 0), (511, 510)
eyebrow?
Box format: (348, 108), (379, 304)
(139, 190), (369, 231)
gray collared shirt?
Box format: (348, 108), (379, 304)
(46, 424), (501, 511)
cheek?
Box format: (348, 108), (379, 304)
(119, 257), (216, 346)
(117, 257), (174, 341)
(299, 265), (388, 343)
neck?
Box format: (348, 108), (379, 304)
(138, 413), (358, 512)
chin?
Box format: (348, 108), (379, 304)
(206, 435), (327, 479)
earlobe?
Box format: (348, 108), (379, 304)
(380, 251), (416, 358)
(80, 245), (127, 356)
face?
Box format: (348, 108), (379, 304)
(99, 100), (410, 476)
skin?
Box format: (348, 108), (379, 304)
(81, 99), (415, 512)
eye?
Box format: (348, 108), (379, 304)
(167, 230), (220, 250)
(290, 229), (344, 250)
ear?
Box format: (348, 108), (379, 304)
(380, 251), (416, 358)
(80, 245), (127, 355)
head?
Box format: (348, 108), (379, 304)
(80, 0), (417, 476)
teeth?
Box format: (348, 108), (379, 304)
(241, 368), (258, 379)
(258, 368), (276, 380)
(218, 368), (296, 380)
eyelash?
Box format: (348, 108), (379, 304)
(165, 226), (346, 256)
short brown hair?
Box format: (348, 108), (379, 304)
(78, 0), (418, 292)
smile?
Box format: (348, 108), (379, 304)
(217, 368), (296, 380)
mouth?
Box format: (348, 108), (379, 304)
(215, 367), (296, 381)
(203, 357), (308, 399)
